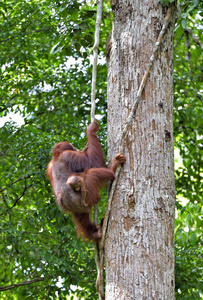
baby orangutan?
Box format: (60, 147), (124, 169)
(47, 119), (126, 241)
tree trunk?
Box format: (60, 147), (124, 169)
(106, 0), (176, 299)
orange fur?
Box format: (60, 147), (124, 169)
(47, 120), (126, 241)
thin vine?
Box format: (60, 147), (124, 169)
(90, 1), (104, 300)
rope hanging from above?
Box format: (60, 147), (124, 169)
(91, 0), (103, 123)
(90, 1), (104, 300)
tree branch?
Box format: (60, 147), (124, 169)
(10, 184), (32, 210)
(0, 276), (52, 292)
(0, 174), (33, 193)
(1, 177), (33, 216)
(184, 27), (203, 50)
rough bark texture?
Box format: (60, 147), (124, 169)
(106, 0), (176, 299)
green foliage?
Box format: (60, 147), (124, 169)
(0, 0), (111, 299)
(0, 0), (202, 299)
(174, 0), (203, 298)
(175, 201), (203, 299)
(159, 0), (176, 7)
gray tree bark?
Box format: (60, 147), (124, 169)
(105, 0), (176, 299)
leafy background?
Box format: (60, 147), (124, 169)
(0, 0), (202, 299)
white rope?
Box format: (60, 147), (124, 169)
(91, 0), (103, 123)
(90, 1), (104, 299)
